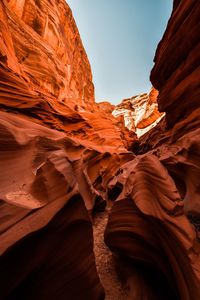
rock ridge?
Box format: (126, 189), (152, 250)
(0, 1), (200, 299)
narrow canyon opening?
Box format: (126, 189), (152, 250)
(93, 207), (129, 300)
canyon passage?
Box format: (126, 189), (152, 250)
(0, 0), (200, 299)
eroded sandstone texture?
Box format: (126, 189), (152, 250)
(0, 0), (132, 149)
(112, 87), (164, 137)
(150, 0), (200, 128)
(104, 1), (200, 299)
(6, 0), (94, 107)
(0, 0), (200, 299)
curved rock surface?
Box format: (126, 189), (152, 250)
(0, 107), (135, 299)
(1, 194), (105, 300)
(5, 0), (94, 108)
(150, 0), (200, 128)
(105, 154), (200, 299)
(0, 0), (133, 150)
(104, 0), (200, 299)
(0, 0), (200, 299)
(112, 87), (164, 137)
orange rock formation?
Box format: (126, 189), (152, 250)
(112, 87), (164, 137)
(105, 2), (200, 299)
(6, 0), (94, 107)
(0, 0), (200, 299)
(0, 0), (134, 150)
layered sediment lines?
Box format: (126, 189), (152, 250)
(0, 109), (134, 299)
(104, 0), (200, 299)
(0, 0), (200, 299)
(105, 155), (200, 299)
(5, 0), (94, 107)
(112, 87), (164, 137)
(0, 0), (133, 150)
(150, 0), (200, 128)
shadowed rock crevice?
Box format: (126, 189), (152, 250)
(0, 195), (105, 300)
(93, 207), (129, 300)
(107, 183), (123, 202)
(114, 256), (178, 300)
(105, 198), (199, 300)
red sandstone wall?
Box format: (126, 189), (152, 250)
(2, 0), (94, 108)
(151, 0), (200, 127)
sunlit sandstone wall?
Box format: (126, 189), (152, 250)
(112, 88), (164, 137)
(5, 0), (94, 108)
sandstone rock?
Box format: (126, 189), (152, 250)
(0, 0), (133, 150)
(97, 101), (115, 114)
(105, 154), (200, 300)
(5, 0), (94, 108)
(150, 0), (200, 128)
(139, 0), (200, 217)
(104, 1), (200, 298)
(1, 0), (200, 299)
(112, 88), (164, 137)
(0, 108), (134, 299)
(0, 195), (105, 300)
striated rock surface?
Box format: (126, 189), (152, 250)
(1, 194), (105, 300)
(0, 0), (134, 150)
(0, 109), (134, 299)
(140, 0), (200, 150)
(1, 0), (200, 299)
(112, 87), (164, 137)
(0, 1), (129, 298)
(105, 153), (200, 299)
(6, 0), (94, 108)
(104, 1), (200, 299)
(150, 0), (200, 128)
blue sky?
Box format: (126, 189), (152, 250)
(67, 0), (172, 104)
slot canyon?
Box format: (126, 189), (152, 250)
(0, 0), (200, 299)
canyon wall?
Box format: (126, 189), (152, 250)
(5, 0), (94, 107)
(104, 1), (200, 299)
(0, 0), (134, 150)
(0, 1), (134, 298)
(0, 0), (200, 299)
(150, 0), (200, 128)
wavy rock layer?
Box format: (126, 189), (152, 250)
(104, 0), (200, 299)
(0, 1), (131, 298)
(6, 0), (94, 107)
(0, 194), (104, 300)
(1, 0), (200, 299)
(105, 154), (200, 300)
(1, 108), (200, 299)
(0, 0), (134, 150)
(0, 109), (134, 299)
(112, 87), (164, 137)
(151, 0), (200, 128)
